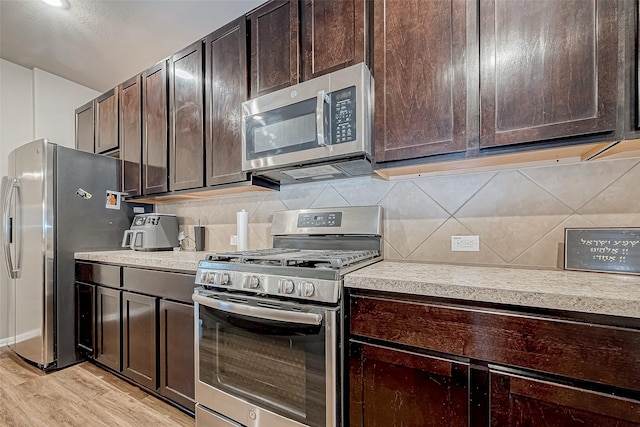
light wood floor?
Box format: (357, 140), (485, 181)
(0, 347), (194, 426)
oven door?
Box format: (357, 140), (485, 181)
(193, 291), (338, 427)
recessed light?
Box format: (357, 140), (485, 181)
(41, 0), (67, 8)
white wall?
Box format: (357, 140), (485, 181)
(33, 68), (99, 148)
(0, 59), (34, 344)
(0, 59), (99, 344)
(0, 59), (34, 177)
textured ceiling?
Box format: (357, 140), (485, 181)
(0, 0), (264, 92)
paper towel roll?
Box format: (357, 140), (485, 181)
(237, 210), (248, 251)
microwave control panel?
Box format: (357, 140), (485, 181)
(331, 86), (357, 144)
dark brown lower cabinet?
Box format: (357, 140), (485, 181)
(76, 262), (195, 412)
(159, 300), (195, 410)
(96, 286), (121, 372)
(122, 291), (158, 390)
(491, 371), (640, 426)
(349, 342), (468, 427)
(348, 290), (640, 427)
(75, 283), (95, 357)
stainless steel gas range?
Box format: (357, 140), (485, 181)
(192, 206), (383, 427)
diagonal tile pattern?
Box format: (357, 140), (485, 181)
(380, 181), (450, 258)
(159, 156), (639, 269)
(408, 218), (506, 265)
(413, 171), (497, 214)
(511, 213), (595, 268)
(522, 158), (639, 211)
(452, 170), (573, 262)
(332, 175), (396, 206)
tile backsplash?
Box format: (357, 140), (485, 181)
(156, 157), (640, 269)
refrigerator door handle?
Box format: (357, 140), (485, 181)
(3, 178), (20, 279)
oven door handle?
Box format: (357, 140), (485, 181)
(193, 294), (323, 326)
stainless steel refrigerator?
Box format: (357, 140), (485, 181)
(2, 139), (133, 370)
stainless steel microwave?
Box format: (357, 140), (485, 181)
(242, 63), (374, 184)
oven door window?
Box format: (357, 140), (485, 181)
(245, 97), (321, 160)
(198, 304), (327, 427)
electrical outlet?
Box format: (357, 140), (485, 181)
(230, 235), (238, 246)
(451, 235), (480, 252)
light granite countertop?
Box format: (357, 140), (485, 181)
(75, 252), (640, 319)
(75, 250), (206, 273)
(345, 261), (640, 319)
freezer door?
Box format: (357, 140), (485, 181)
(9, 140), (54, 367)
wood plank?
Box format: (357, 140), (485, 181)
(0, 348), (193, 426)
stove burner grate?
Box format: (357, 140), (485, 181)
(206, 248), (380, 270)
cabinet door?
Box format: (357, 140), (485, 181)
(349, 342), (468, 427)
(170, 42), (204, 191)
(373, 0), (471, 163)
(95, 88), (119, 153)
(491, 371), (640, 426)
(95, 286), (121, 371)
(75, 100), (95, 153)
(204, 18), (249, 186)
(249, 0), (299, 98)
(142, 61), (169, 195)
(480, 0), (618, 148)
(119, 75), (142, 197)
(122, 291), (158, 390)
(159, 300), (195, 410)
(75, 282), (95, 357)
(301, 0), (368, 81)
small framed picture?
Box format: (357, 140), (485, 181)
(105, 190), (121, 210)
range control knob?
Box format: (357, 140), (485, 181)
(278, 279), (295, 294)
(244, 275), (260, 289)
(300, 281), (315, 297)
(212, 272), (230, 286)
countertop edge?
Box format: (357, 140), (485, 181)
(344, 261), (640, 319)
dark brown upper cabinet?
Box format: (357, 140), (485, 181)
(637, 0), (640, 130)
(480, 0), (618, 148)
(249, 0), (299, 98)
(300, 0), (369, 81)
(204, 17), (249, 186)
(142, 60), (169, 195)
(75, 100), (95, 153)
(373, 0), (472, 163)
(119, 75), (142, 197)
(169, 42), (204, 191)
(95, 88), (119, 154)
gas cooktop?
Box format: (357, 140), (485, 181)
(195, 206), (384, 303)
(205, 248), (380, 269)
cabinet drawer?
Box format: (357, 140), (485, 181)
(123, 267), (195, 303)
(350, 294), (640, 392)
(76, 262), (121, 288)
(491, 370), (640, 425)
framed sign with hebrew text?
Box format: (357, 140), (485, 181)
(564, 228), (640, 275)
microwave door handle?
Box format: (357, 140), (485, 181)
(316, 90), (329, 146)
(192, 293), (323, 326)
(3, 178), (19, 279)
